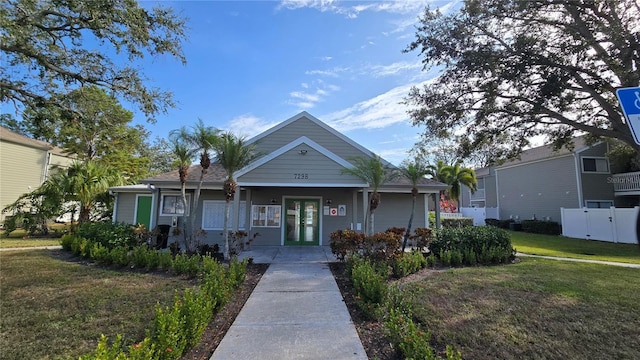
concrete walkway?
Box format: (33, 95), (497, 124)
(211, 246), (367, 360)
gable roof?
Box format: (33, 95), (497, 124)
(0, 126), (70, 156)
(139, 112), (448, 191)
(496, 136), (594, 169)
(236, 136), (354, 178)
(247, 111), (392, 165)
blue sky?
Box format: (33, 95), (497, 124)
(135, 0), (457, 165)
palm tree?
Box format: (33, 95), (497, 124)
(441, 162), (477, 212)
(213, 132), (258, 260)
(426, 159), (449, 183)
(170, 120), (220, 248)
(342, 155), (398, 235)
(64, 161), (124, 225)
(399, 160), (429, 251)
(170, 138), (195, 252)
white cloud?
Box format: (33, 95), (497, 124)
(287, 80), (341, 109)
(305, 66), (350, 77)
(323, 79), (433, 133)
(225, 114), (279, 138)
(366, 60), (422, 77)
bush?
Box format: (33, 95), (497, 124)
(485, 218), (514, 229)
(441, 217), (474, 228)
(431, 226), (515, 266)
(172, 253), (201, 277)
(330, 229), (402, 263)
(90, 243), (112, 265)
(412, 228), (434, 249)
(78, 222), (139, 249)
(521, 219), (561, 235)
(329, 229), (365, 261)
(391, 252), (426, 278)
(351, 258), (388, 319)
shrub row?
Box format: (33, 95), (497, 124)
(485, 218), (561, 235)
(521, 220), (561, 235)
(429, 226), (515, 266)
(329, 227), (435, 262)
(484, 218), (514, 229)
(346, 257), (461, 360)
(77, 221), (142, 249)
(428, 212), (474, 228)
(80, 254), (247, 360)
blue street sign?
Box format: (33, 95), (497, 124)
(616, 87), (640, 145)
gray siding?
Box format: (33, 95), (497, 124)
(374, 193), (428, 232)
(254, 116), (370, 162)
(239, 145), (363, 185)
(578, 143), (615, 206)
(484, 173), (498, 208)
(496, 155), (579, 222)
(115, 193), (137, 224)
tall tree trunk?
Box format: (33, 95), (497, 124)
(180, 185), (190, 253)
(79, 206), (91, 225)
(402, 194), (417, 252)
(223, 200), (230, 260)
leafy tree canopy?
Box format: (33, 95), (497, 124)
(405, 0), (640, 159)
(0, 0), (187, 121)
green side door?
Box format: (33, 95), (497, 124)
(135, 195), (152, 230)
(284, 199), (319, 246)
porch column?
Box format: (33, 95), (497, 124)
(245, 189), (252, 233)
(352, 190), (358, 231)
(435, 193), (442, 229)
(423, 193), (429, 229)
(232, 189), (241, 232)
(362, 189), (368, 234)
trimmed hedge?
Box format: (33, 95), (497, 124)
(521, 220), (561, 235)
(485, 218), (514, 229)
(430, 226), (515, 265)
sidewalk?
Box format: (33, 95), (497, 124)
(212, 246), (367, 360)
(0, 245), (62, 252)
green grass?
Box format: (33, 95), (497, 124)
(0, 238), (62, 248)
(0, 250), (196, 360)
(509, 230), (640, 264)
(1, 224), (70, 248)
(405, 257), (640, 359)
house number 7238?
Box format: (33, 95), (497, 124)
(294, 173), (309, 179)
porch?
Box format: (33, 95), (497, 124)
(612, 171), (640, 196)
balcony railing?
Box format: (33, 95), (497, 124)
(612, 171), (640, 194)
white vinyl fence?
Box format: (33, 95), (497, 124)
(459, 207), (499, 226)
(561, 207), (639, 244)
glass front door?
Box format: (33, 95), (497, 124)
(284, 199), (319, 245)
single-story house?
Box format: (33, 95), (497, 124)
(110, 111), (448, 248)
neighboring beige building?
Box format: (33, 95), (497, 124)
(0, 126), (75, 223)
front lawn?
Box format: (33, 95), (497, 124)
(0, 250), (197, 360)
(0, 238), (61, 248)
(404, 257), (640, 359)
(509, 230), (640, 264)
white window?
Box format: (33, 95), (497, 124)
(585, 200), (613, 208)
(251, 205), (281, 227)
(160, 194), (190, 216)
(202, 200), (246, 230)
(581, 157), (609, 173)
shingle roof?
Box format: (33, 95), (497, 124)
(0, 126), (52, 150)
(142, 164), (228, 185)
(497, 136), (590, 168)
(0, 126), (72, 157)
